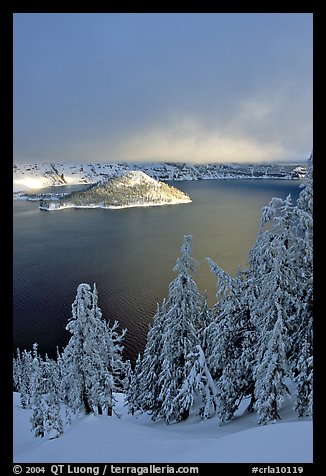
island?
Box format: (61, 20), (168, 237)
(39, 171), (192, 211)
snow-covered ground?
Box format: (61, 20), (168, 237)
(13, 392), (312, 463)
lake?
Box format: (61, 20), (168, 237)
(13, 179), (302, 362)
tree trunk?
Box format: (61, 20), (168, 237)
(82, 388), (93, 415)
(271, 386), (280, 421)
(180, 407), (189, 421)
(107, 389), (113, 416)
(247, 392), (256, 413)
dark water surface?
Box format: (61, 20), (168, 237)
(13, 179), (301, 361)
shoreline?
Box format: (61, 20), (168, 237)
(39, 199), (192, 211)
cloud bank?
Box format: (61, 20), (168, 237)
(13, 13), (312, 164)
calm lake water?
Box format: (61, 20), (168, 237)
(13, 179), (302, 362)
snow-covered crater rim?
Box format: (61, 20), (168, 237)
(13, 162), (307, 192)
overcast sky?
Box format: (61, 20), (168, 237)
(13, 13), (312, 164)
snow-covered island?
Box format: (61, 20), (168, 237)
(39, 171), (192, 211)
(13, 161), (306, 192)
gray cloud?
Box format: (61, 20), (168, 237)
(13, 13), (312, 164)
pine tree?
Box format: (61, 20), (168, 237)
(87, 284), (115, 416)
(62, 283), (127, 417)
(123, 359), (133, 412)
(294, 334), (313, 417)
(102, 318), (127, 416)
(39, 398), (61, 439)
(249, 195), (296, 424)
(19, 349), (33, 409)
(56, 346), (73, 426)
(42, 355), (64, 438)
(30, 344), (45, 438)
(13, 348), (23, 392)
(206, 260), (242, 378)
(136, 301), (166, 416)
(176, 344), (218, 420)
(197, 293), (214, 356)
(124, 354), (143, 415)
(62, 283), (95, 416)
(207, 261), (255, 423)
(255, 310), (290, 424)
(156, 235), (200, 423)
(291, 153), (313, 417)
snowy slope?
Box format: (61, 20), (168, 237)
(13, 162), (306, 192)
(13, 392), (312, 463)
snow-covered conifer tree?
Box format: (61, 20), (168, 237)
(294, 334), (313, 417)
(205, 260), (238, 377)
(197, 293), (214, 355)
(207, 261), (255, 422)
(87, 284), (116, 416)
(56, 346), (73, 426)
(176, 344), (218, 420)
(255, 310), (290, 424)
(40, 397), (63, 439)
(41, 355), (64, 438)
(62, 284), (95, 416)
(135, 301), (166, 417)
(102, 318), (127, 416)
(249, 195), (296, 423)
(291, 153), (313, 416)
(125, 354), (143, 415)
(62, 283), (127, 417)
(19, 349), (33, 409)
(13, 348), (23, 392)
(123, 359), (133, 411)
(30, 344), (45, 438)
(156, 235), (200, 423)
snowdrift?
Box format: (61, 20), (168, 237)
(13, 393), (312, 463)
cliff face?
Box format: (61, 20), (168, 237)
(40, 171), (192, 210)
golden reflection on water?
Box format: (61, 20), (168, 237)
(13, 179), (301, 360)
